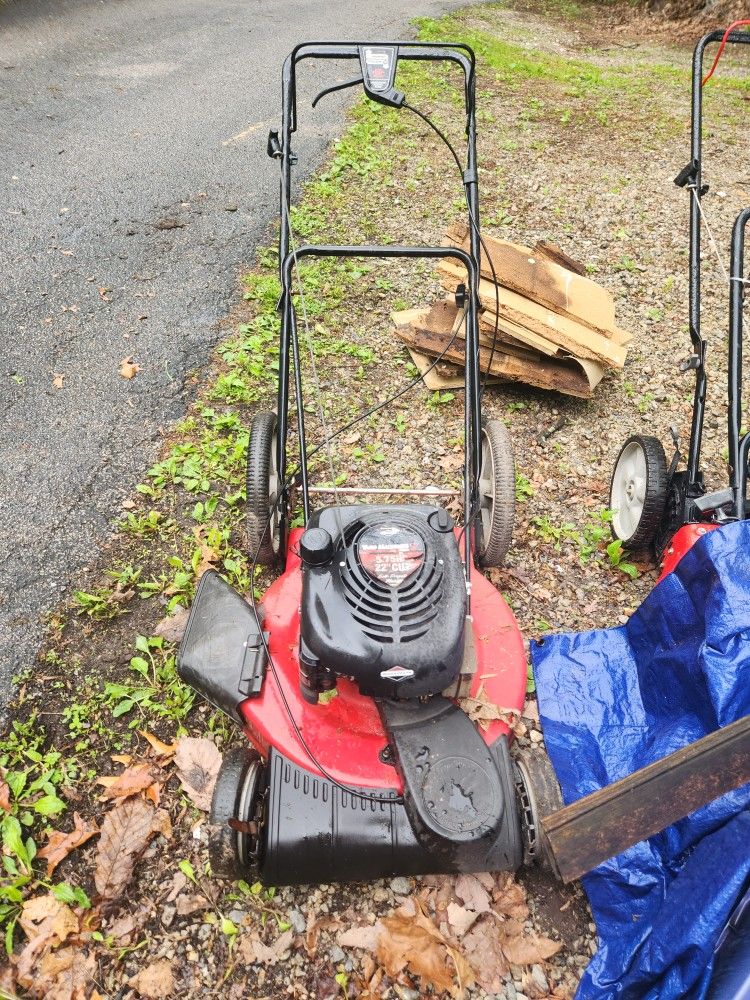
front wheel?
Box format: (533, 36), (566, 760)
(208, 748), (265, 880)
(246, 411), (282, 566)
(609, 434), (668, 552)
(476, 418), (516, 568)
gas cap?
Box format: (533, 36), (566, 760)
(299, 527), (334, 566)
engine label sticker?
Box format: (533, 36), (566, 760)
(358, 524), (425, 587)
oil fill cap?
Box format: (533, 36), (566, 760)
(428, 508), (454, 533)
(300, 527), (334, 566)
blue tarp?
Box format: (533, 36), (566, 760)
(531, 521), (750, 1000)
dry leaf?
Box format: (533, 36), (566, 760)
(119, 356), (140, 380)
(52, 373), (66, 389)
(174, 738), (221, 811)
(27, 945), (96, 997)
(111, 753), (132, 766)
(191, 527), (221, 578)
(502, 932), (562, 966)
(94, 797), (155, 901)
(175, 894), (208, 917)
(37, 812), (99, 876)
(459, 685), (524, 735)
(0, 777), (10, 814)
(151, 808), (172, 840)
(130, 958), (175, 998)
(493, 873), (529, 920)
(20, 893), (78, 944)
(98, 763), (156, 800)
(106, 912), (138, 946)
(153, 606), (191, 644)
(446, 902), (479, 937)
(454, 874), (491, 914)
(239, 927), (294, 965)
(338, 924), (382, 951)
(376, 899), (459, 996)
(139, 730), (178, 759)
(461, 914), (509, 993)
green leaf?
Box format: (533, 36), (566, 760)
(52, 883), (77, 904)
(129, 657), (150, 677)
(135, 635), (151, 654)
(5, 917), (16, 956)
(6, 771), (26, 800)
(250, 881), (263, 895)
(178, 859), (197, 884)
(221, 917), (238, 938)
(619, 562), (639, 579)
(526, 662), (536, 695)
(112, 700), (135, 718)
(335, 971), (348, 987)
(33, 794), (66, 817)
(2, 817), (28, 867)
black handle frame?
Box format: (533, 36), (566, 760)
(272, 42), (482, 585)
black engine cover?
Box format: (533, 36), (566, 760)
(299, 505), (466, 699)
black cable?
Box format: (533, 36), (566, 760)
(401, 101), (502, 398)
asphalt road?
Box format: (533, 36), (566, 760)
(0, 0), (464, 703)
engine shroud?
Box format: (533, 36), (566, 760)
(299, 505), (466, 699)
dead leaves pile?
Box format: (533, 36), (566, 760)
(331, 874), (569, 1000)
(4, 734), (222, 999)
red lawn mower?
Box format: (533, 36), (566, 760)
(609, 25), (750, 576)
(177, 42), (556, 885)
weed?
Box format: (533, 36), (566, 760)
(515, 473), (533, 502)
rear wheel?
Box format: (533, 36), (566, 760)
(476, 418), (516, 568)
(610, 435), (668, 552)
(247, 411), (282, 566)
(514, 746), (563, 871)
(208, 748), (265, 880)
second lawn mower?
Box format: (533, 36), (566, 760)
(177, 41), (557, 885)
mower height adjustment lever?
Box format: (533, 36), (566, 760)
(674, 159), (709, 196)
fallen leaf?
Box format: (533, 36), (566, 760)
(19, 893), (78, 944)
(106, 912), (138, 946)
(37, 812), (99, 876)
(52, 373), (66, 389)
(191, 526), (221, 578)
(446, 902), (479, 937)
(94, 797), (155, 901)
(376, 898), (464, 996)
(174, 738), (221, 811)
(238, 927), (294, 965)
(98, 286), (112, 302)
(454, 874), (491, 914)
(459, 685), (524, 735)
(175, 893), (209, 917)
(130, 958), (175, 998)
(119, 356), (140, 380)
(461, 914), (509, 993)
(150, 808), (172, 840)
(338, 924), (382, 951)
(111, 753), (132, 766)
(502, 932), (562, 966)
(153, 607), (191, 645)
(22, 944), (96, 996)
(493, 873), (529, 920)
(139, 730), (178, 759)
(98, 763), (156, 801)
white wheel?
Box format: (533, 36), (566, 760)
(476, 418), (515, 568)
(610, 435), (667, 550)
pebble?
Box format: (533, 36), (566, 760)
(161, 904), (175, 928)
(389, 876), (412, 894)
(329, 945), (346, 963)
(228, 908), (246, 923)
(529, 729), (543, 743)
(288, 908), (307, 934)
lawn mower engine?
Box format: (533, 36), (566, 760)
(178, 506), (559, 886)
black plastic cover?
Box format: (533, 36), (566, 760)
(300, 505), (467, 699)
(259, 743), (521, 886)
(381, 697), (522, 870)
(177, 570), (267, 722)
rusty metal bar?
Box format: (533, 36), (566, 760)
(543, 715), (750, 883)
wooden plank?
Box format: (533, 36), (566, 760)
(407, 348), (503, 390)
(543, 715), (750, 883)
(444, 222), (617, 334)
(534, 240), (586, 276)
(394, 324), (595, 398)
(438, 260), (626, 368)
